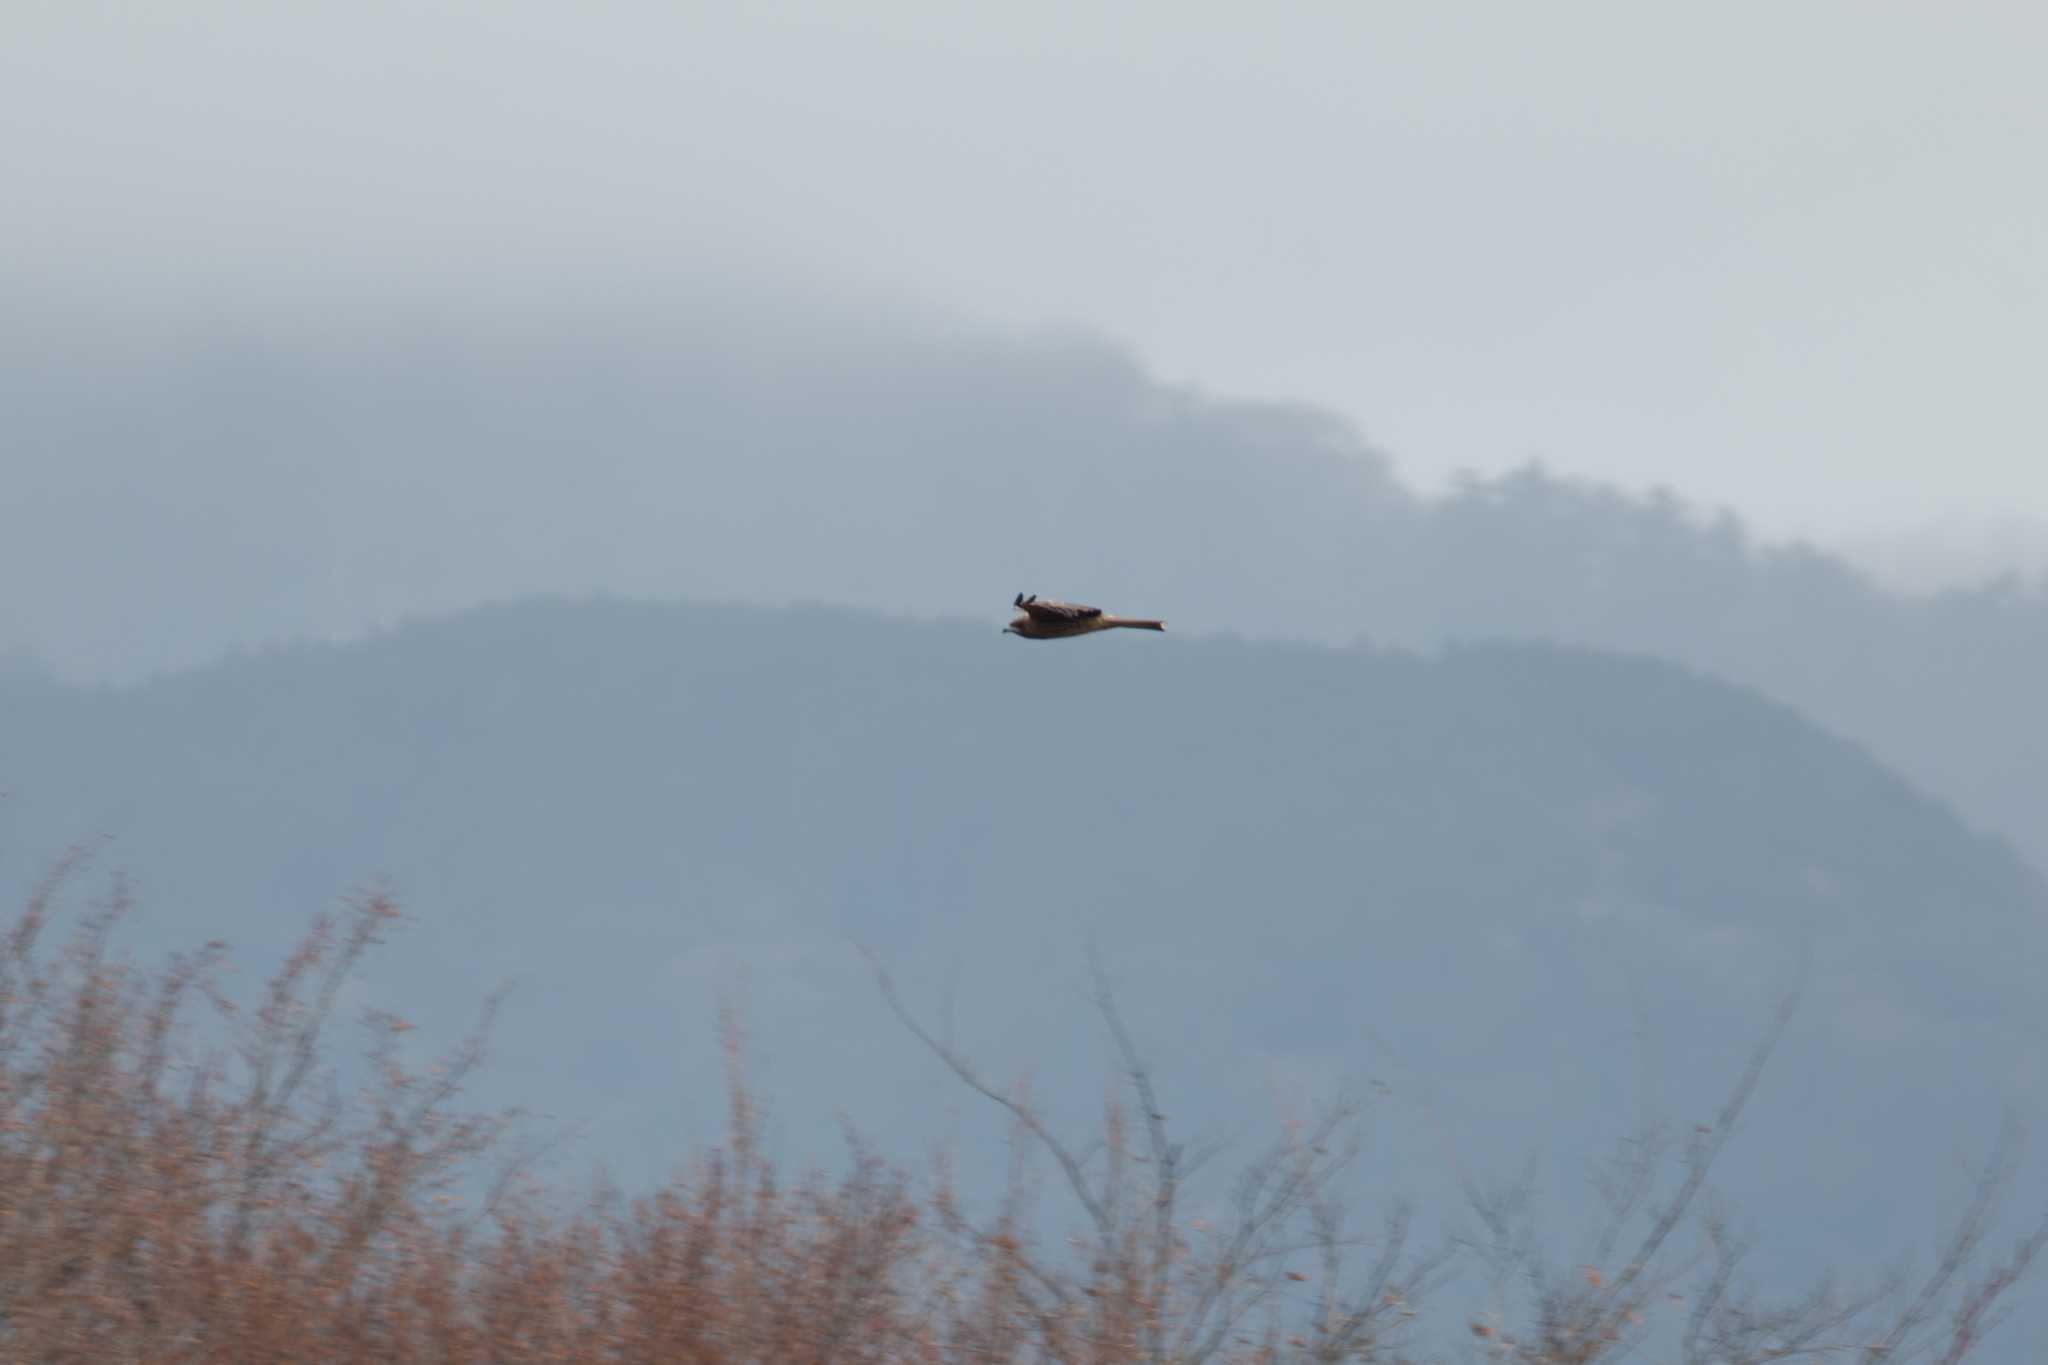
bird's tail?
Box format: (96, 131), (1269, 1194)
(1106, 617), (1165, 632)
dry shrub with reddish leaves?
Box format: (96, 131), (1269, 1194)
(0, 851), (950, 1364)
(2, 849), (2042, 1364)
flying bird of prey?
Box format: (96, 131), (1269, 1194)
(1003, 593), (1165, 640)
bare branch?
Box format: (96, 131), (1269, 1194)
(866, 946), (1113, 1237)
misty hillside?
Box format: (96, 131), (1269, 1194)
(2, 597), (2041, 1308)
(8, 306), (2048, 878)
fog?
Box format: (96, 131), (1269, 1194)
(6, 7), (2048, 1357)
(6, 1), (2046, 554)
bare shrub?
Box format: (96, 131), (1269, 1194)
(870, 949), (1452, 1364)
(0, 848), (512, 1360)
(874, 957), (2048, 1365)
(0, 853), (936, 1362)
(1, 851), (2040, 1362)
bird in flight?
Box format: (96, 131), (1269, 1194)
(1003, 593), (1165, 640)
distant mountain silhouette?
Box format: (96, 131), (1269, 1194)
(6, 301), (2048, 875)
(1, 597), (2041, 1324)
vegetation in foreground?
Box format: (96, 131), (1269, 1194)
(3, 851), (2043, 1363)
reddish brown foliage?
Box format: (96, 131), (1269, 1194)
(1, 851), (2040, 1363)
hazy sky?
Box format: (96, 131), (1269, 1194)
(6, 1), (2044, 551)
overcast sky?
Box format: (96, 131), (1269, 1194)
(6, 1), (2044, 559)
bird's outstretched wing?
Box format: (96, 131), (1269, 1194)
(1016, 594), (1102, 622)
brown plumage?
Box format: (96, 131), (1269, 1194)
(1003, 593), (1165, 640)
